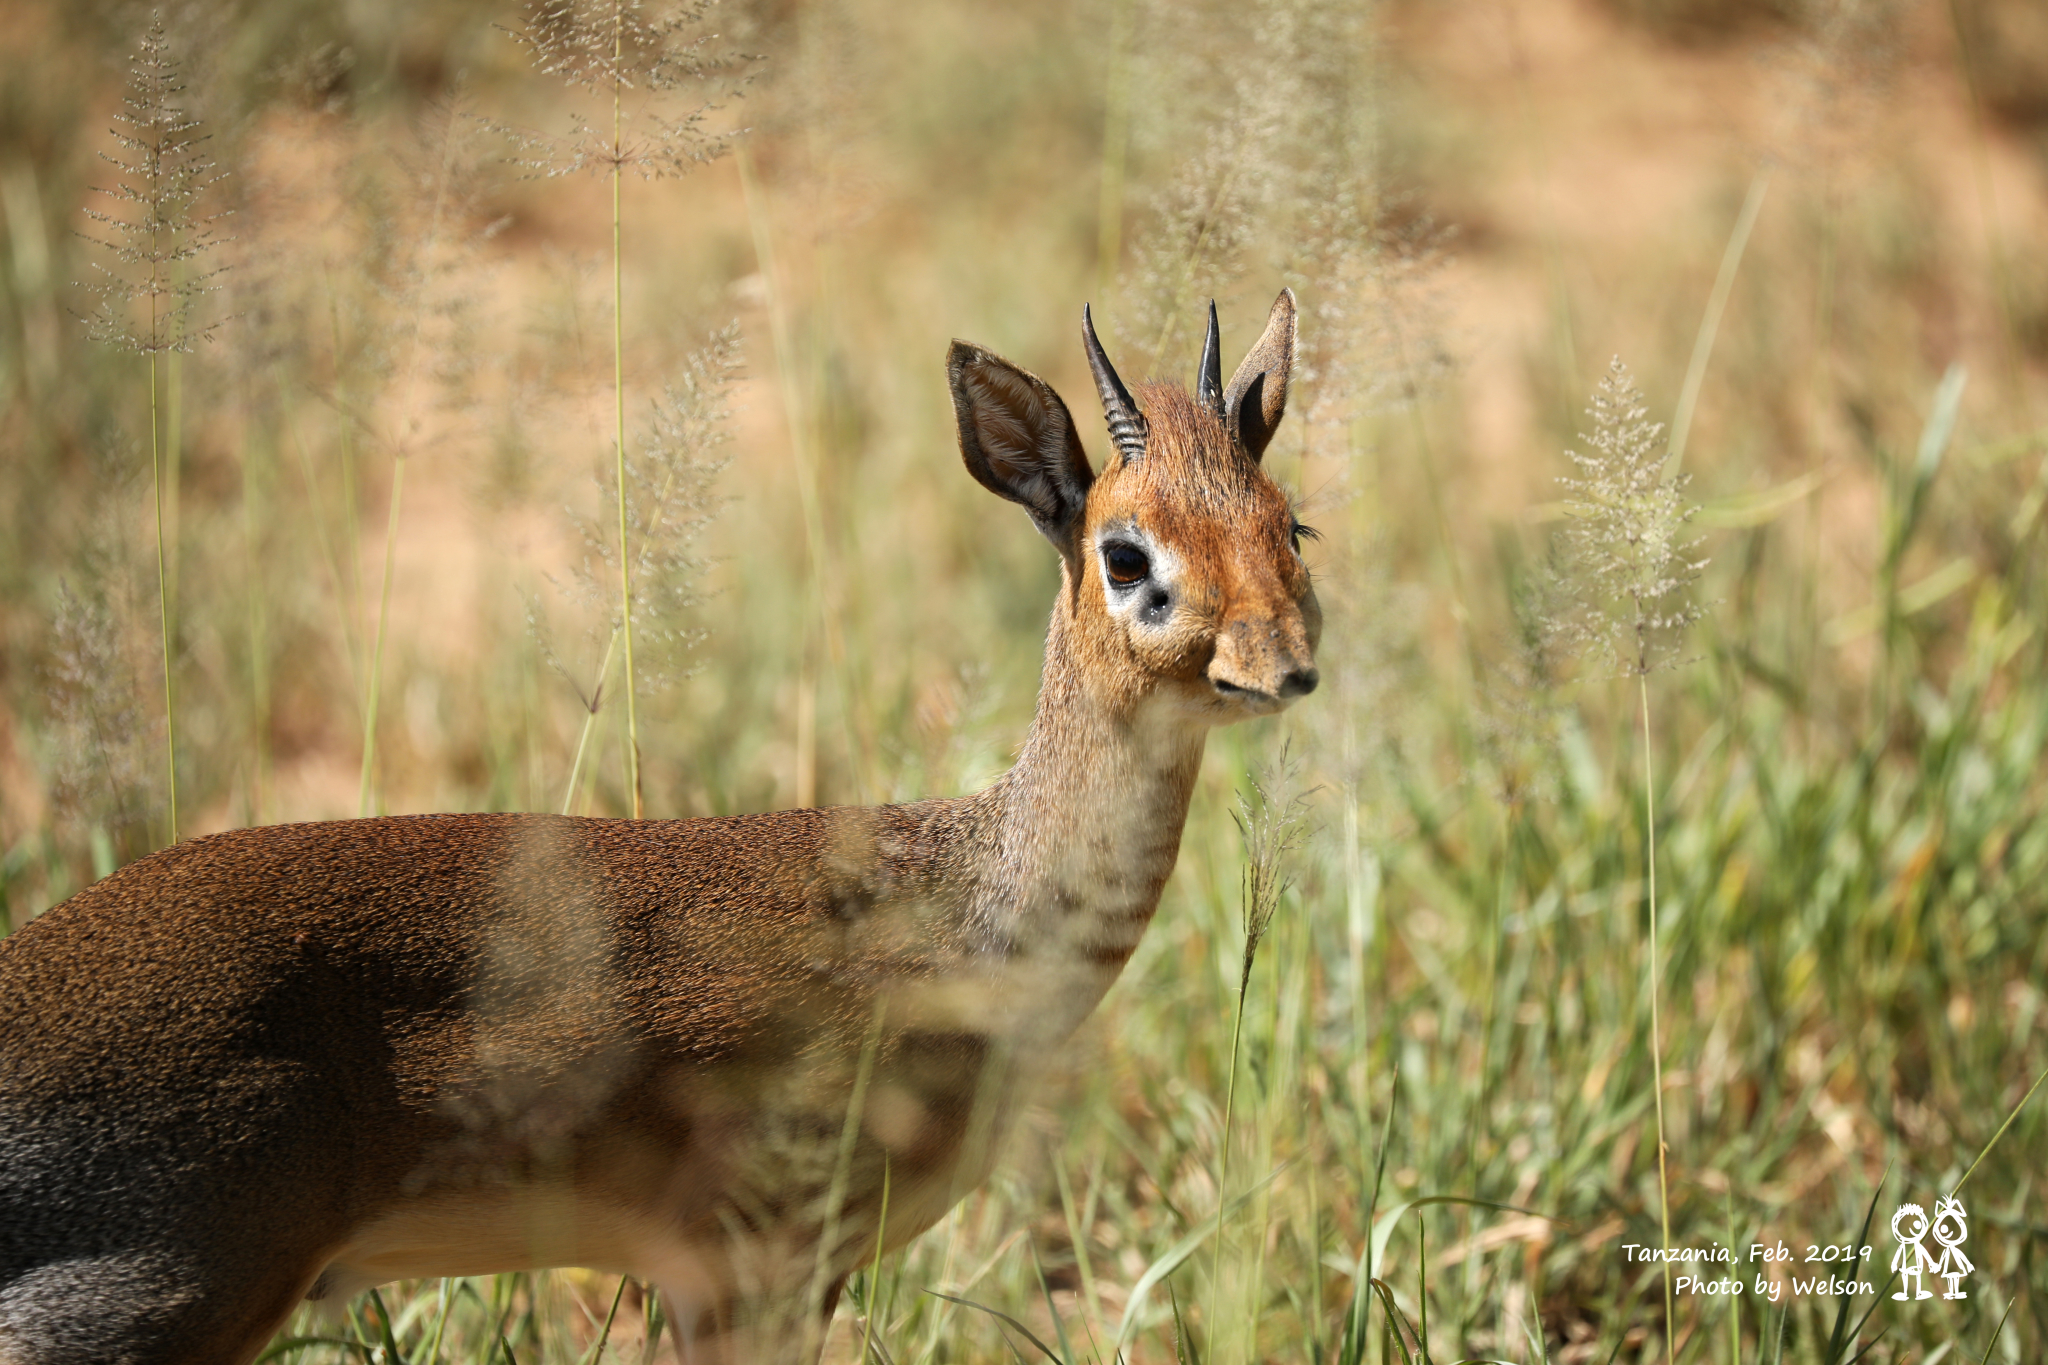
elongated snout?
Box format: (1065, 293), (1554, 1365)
(1207, 599), (1321, 709)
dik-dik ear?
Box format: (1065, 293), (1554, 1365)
(949, 341), (1096, 552)
(1223, 288), (1297, 462)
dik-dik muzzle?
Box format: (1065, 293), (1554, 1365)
(1206, 578), (1322, 712)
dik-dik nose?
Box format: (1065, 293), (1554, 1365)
(1209, 616), (1318, 705)
(1278, 666), (1320, 697)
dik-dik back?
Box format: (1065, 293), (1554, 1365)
(0, 292), (1321, 1365)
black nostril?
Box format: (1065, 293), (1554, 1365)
(1279, 668), (1319, 698)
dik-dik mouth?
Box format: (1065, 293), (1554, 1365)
(1209, 666), (1319, 715)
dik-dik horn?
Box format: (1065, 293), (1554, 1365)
(0, 290), (1320, 1365)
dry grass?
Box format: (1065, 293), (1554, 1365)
(1, 0), (2046, 1360)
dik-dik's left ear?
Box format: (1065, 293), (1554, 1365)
(949, 341), (1096, 557)
(1224, 288), (1297, 462)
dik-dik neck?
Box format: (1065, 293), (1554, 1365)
(968, 592), (1207, 1032)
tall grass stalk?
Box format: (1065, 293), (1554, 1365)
(502, 0), (749, 817)
(859, 1160), (893, 1365)
(542, 326), (737, 814)
(734, 146), (877, 804)
(557, 634), (619, 814)
(358, 451), (407, 817)
(357, 104), (477, 817)
(1550, 359), (1706, 1365)
(1665, 170), (1767, 476)
(1207, 943), (1251, 1358)
(610, 14), (641, 817)
(1207, 764), (1305, 1357)
(1637, 672), (1673, 1365)
(148, 352), (174, 841)
(79, 13), (229, 844)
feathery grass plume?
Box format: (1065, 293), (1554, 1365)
(77, 11), (231, 845)
(538, 323), (741, 814)
(1233, 753), (1311, 983)
(1113, 0), (1290, 368)
(1208, 748), (1311, 1349)
(613, 324), (741, 683)
(1553, 358), (1708, 678)
(499, 0), (751, 180)
(1262, 0), (1453, 455)
(46, 579), (152, 863)
(1114, 0), (1449, 424)
(498, 0), (753, 817)
(1292, 210), (1455, 459)
(78, 15), (230, 359)
(1549, 355), (1708, 1365)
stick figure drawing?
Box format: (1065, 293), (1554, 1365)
(1890, 1203), (1936, 1300)
(1930, 1197), (1972, 1300)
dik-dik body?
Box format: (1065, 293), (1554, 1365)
(0, 293), (1320, 1364)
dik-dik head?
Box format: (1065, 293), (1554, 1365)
(948, 290), (1321, 722)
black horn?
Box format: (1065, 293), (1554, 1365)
(1196, 299), (1224, 418)
(1082, 304), (1147, 464)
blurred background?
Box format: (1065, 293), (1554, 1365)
(1, 0), (2046, 1359)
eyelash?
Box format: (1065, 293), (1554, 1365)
(1291, 521), (1320, 551)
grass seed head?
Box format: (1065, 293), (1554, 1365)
(1233, 745), (1313, 981)
(46, 578), (151, 838)
(497, 0), (756, 181)
(1551, 356), (1709, 679)
(77, 11), (230, 357)
(617, 322), (742, 688)
(533, 322), (740, 705)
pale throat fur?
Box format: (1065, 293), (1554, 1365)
(964, 575), (1209, 1041)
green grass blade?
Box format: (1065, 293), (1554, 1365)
(255, 1338), (376, 1363)
(1168, 1282), (1201, 1365)
(574, 1275), (630, 1365)
(927, 1289), (1067, 1364)
(1892, 364), (1968, 568)
(1667, 167), (1769, 475)
(1367, 1280), (1417, 1365)
(1977, 1292), (2018, 1364)
(367, 1287), (408, 1365)
(1108, 1161), (1290, 1355)
(1028, 1239), (1076, 1365)
(1953, 1060), (2048, 1199)
(1819, 1181), (1887, 1363)
(1367, 1197), (1563, 1282)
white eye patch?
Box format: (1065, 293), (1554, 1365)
(1094, 526), (1180, 629)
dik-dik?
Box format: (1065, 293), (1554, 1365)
(0, 291), (1320, 1364)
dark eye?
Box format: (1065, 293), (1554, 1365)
(1103, 543), (1151, 587)
(1291, 521), (1320, 554)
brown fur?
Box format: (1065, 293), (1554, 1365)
(0, 293), (1318, 1365)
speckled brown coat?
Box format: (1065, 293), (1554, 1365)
(0, 292), (1320, 1365)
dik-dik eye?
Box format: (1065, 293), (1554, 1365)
(1290, 521), (1320, 555)
(1102, 543), (1151, 588)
